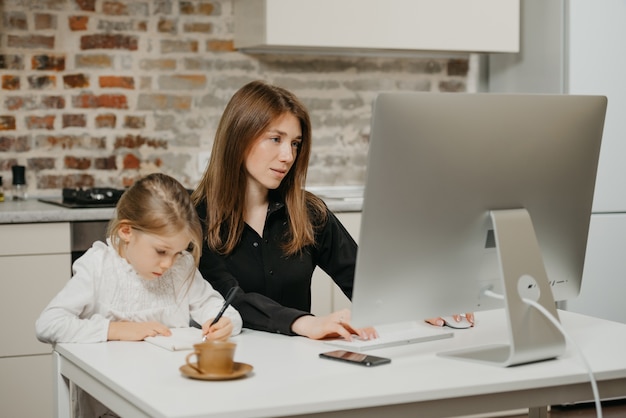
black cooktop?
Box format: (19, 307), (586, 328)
(39, 187), (125, 209)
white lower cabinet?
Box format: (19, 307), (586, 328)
(0, 355), (55, 418)
(0, 222), (71, 418)
(311, 212), (360, 316)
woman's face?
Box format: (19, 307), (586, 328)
(245, 112), (302, 193)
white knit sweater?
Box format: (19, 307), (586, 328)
(35, 239), (242, 343)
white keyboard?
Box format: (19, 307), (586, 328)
(324, 322), (453, 352)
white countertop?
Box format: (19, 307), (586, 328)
(0, 187), (363, 224)
(0, 199), (116, 224)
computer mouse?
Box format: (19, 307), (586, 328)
(442, 316), (473, 329)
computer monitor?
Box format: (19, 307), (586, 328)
(351, 92), (607, 366)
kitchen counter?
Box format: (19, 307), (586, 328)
(0, 199), (116, 224)
(0, 187), (363, 224)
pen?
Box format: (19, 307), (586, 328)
(203, 287), (238, 341)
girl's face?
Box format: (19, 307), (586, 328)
(244, 112), (302, 193)
(118, 225), (191, 280)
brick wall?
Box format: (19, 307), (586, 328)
(0, 0), (472, 196)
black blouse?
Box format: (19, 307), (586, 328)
(196, 198), (357, 335)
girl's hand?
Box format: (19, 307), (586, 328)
(202, 317), (233, 341)
(107, 321), (171, 341)
(291, 308), (378, 341)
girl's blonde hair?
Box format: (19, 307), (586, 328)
(192, 80), (327, 256)
(108, 173), (202, 265)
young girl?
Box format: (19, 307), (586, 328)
(36, 173), (242, 417)
(36, 172), (241, 344)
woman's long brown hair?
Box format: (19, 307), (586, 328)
(192, 80), (326, 255)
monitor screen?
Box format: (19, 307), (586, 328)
(351, 92), (607, 366)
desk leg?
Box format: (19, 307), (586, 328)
(53, 351), (71, 418)
(528, 406), (548, 418)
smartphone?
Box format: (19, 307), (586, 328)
(319, 350), (391, 367)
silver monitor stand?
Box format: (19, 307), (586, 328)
(439, 209), (566, 366)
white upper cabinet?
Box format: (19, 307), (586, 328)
(233, 0), (520, 55)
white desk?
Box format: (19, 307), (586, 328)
(54, 310), (626, 418)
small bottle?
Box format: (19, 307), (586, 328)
(0, 175), (4, 202)
(11, 165), (27, 201)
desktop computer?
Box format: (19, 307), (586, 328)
(351, 92), (607, 366)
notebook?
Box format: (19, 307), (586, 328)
(324, 321), (453, 352)
(144, 327), (203, 351)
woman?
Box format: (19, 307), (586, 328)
(192, 80), (470, 341)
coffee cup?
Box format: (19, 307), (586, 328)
(185, 340), (236, 375)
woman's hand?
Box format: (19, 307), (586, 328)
(291, 308), (378, 341)
(202, 317), (233, 341)
(425, 313), (475, 327)
(107, 320), (171, 341)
